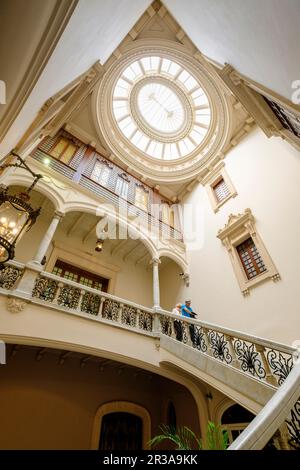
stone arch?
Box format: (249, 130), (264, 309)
(213, 397), (236, 424)
(91, 401), (151, 450)
(3, 172), (64, 212)
(63, 201), (158, 259)
(158, 249), (188, 273)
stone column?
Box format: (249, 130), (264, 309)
(151, 257), (161, 309)
(32, 211), (64, 264)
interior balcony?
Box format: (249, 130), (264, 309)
(0, 185), (186, 310)
(27, 129), (184, 244)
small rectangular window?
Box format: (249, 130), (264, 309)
(236, 237), (266, 280)
(135, 186), (149, 211)
(213, 178), (230, 203)
(91, 161), (111, 187)
(115, 177), (129, 199)
(50, 137), (77, 164)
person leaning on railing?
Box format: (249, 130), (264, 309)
(181, 300), (198, 345)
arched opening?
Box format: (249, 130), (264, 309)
(221, 403), (255, 444)
(159, 255), (186, 311)
(45, 210), (155, 306)
(166, 401), (177, 429)
(99, 412), (143, 450)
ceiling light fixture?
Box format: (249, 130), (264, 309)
(0, 151), (42, 268)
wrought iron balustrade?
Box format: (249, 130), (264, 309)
(31, 150), (183, 241)
(0, 261), (24, 290)
(156, 309), (296, 388)
(31, 271), (154, 335)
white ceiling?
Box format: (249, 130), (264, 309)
(164, 0), (300, 99)
(1, 0), (299, 158)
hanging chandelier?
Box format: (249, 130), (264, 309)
(0, 151), (42, 268)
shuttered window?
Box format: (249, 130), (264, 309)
(213, 178), (230, 203)
(50, 137), (78, 164)
(236, 237), (266, 279)
(135, 186), (149, 210)
(91, 161), (111, 187)
(115, 177), (129, 199)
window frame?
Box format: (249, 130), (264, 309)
(49, 136), (78, 164)
(91, 160), (112, 187)
(134, 184), (149, 211)
(115, 174), (129, 199)
(202, 162), (237, 213)
(217, 209), (280, 296)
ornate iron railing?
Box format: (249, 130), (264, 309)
(0, 261), (24, 290)
(31, 150), (183, 241)
(31, 272), (154, 335)
(156, 308), (296, 388)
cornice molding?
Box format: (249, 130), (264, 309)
(0, 0), (79, 142)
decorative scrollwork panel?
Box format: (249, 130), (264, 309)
(121, 305), (137, 327)
(138, 311), (152, 331)
(286, 399), (300, 450)
(81, 292), (100, 316)
(190, 325), (207, 352)
(57, 286), (81, 309)
(266, 349), (293, 386)
(160, 317), (172, 337)
(0, 266), (23, 290)
(32, 277), (58, 302)
(208, 331), (232, 363)
(102, 299), (119, 321)
(234, 339), (266, 379)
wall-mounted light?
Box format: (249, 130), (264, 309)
(95, 238), (104, 252)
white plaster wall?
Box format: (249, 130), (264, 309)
(178, 129), (300, 344)
(160, 260), (185, 312)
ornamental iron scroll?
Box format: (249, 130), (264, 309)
(286, 399), (300, 450)
(81, 292), (100, 316)
(32, 276), (58, 302)
(234, 339), (266, 379)
(160, 316), (172, 337)
(190, 325), (207, 352)
(267, 349), (294, 386)
(57, 285), (81, 309)
(138, 311), (153, 331)
(0, 265), (22, 290)
(102, 299), (119, 321)
(121, 305), (137, 327)
(208, 330), (232, 363)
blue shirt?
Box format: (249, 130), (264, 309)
(181, 305), (193, 317)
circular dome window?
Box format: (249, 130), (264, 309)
(112, 56), (211, 160)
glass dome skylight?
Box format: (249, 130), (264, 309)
(112, 56), (211, 160)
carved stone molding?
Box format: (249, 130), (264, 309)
(6, 297), (27, 314)
(217, 209), (280, 296)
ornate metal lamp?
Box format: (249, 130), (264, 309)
(95, 238), (104, 252)
(0, 151), (42, 268)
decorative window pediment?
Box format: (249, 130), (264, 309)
(217, 209), (280, 296)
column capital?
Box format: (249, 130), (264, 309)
(150, 257), (161, 266)
(54, 210), (65, 219)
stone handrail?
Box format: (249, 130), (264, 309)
(228, 362), (300, 450)
(25, 270), (296, 389)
